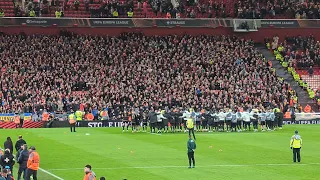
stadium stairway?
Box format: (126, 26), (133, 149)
(0, 121), (44, 129)
(256, 44), (316, 108)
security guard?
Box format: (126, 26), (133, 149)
(187, 135), (196, 168)
(29, 9), (36, 17)
(127, 9), (133, 18)
(75, 110), (84, 122)
(69, 111), (76, 132)
(112, 9), (119, 18)
(55, 10), (62, 18)
(0, 9), (5, 17)
(83, 165), (96, 180)
(25, 146), (40, 180)
(290, 130), (302, 163)
(186, 115), (196, 140)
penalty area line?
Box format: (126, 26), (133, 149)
(39, 167), (65, 180)
(47, 162), (320, 171)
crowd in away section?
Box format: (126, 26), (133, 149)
(265, 35), (320, 110)
(2, 0), (319, 19)
(0, 31), (302, 123)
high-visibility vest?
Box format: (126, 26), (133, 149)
(0, 12), (4, 17)
(55, 11), (61, 18)
(317, 99), (320, 105)
(27, 152), (40, 170)
(29, 10), (35, 17)
(69, 114), (76, 124)
(290, 136), (302, 148)
(304, 105), (311, 113)
(187, 118), (194, 129)
(42, 112), (49, 121)
(14, 116), (20, 124)
(75, 111), (83, 120)
(83, 172), (96, 180)
(113, 11), (118, 17)
(87, 113), (94, 121)
(284, 111), (291, 119)
(127, 11), (133, 17)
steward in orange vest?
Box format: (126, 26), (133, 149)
(304, 104), (311, 113)
(42, 111), (50, 121)
(87, 113), (94, 121)
(26, 146), (40, 180)
(84, 165), (96, 180)
(14, 114), (20, 128)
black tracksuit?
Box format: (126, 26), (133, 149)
(17, 149), (29, 180)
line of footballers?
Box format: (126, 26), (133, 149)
(121, 108), (284, 133)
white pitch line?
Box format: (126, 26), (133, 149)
(47, 163), (320, 171)
(39, 167), (65, 180)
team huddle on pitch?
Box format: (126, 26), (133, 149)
(120, 107), (284, 133)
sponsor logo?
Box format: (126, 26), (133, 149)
(26, 19), (48, 24)
(92, 20), (129, 25)
(88, 122), (103, 127)
(283, 120), (320, 125)
(87, 121), (123, 127)
(166, 21), (186, 25)
(261, 20), (296, 25)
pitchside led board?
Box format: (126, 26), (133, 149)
(0, 113), (32, 122)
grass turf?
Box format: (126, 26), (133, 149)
(1, 125), (319, 180)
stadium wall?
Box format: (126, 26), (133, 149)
(0, 27), (319, 42)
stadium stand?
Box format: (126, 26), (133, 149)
(0, 32), (292, 116)
(0, 0), (15, 17)
(266, 35), (320, 107)
(1, 0), (319, 18)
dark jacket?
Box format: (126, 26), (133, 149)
(3, 141), (13, 154)
(0, 174), (13, 180)
(18, 149), (29, 168)
(148, 111), (158, 124)
(187, 138), (196, 153)
(15, 139), (27, 152)
(0, 151), (15, 168)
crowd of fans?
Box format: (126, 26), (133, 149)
(14, 0), (64, 17)
(2, 0), (319, 19)
(266, 35), (320, 69)
(89, 0), (135, 18)
(235, 0), (320, 19)
(0, 31), (292, 117)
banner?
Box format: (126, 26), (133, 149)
(0, 113), (15, 122)
(0, 18), (232, 28)
(24, 113), (32, 121)
(260, 19), (320, 28)
(77, 120), (123, 128)
(283, 120), (320, 125)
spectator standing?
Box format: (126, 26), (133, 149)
(17, 144), (29, 180)
(3, 138), (13, 155)
(15, 136), (27, 152)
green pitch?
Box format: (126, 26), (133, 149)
(1, 125), (319, 180)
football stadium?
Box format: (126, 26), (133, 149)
(0, 0), (320, 180)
